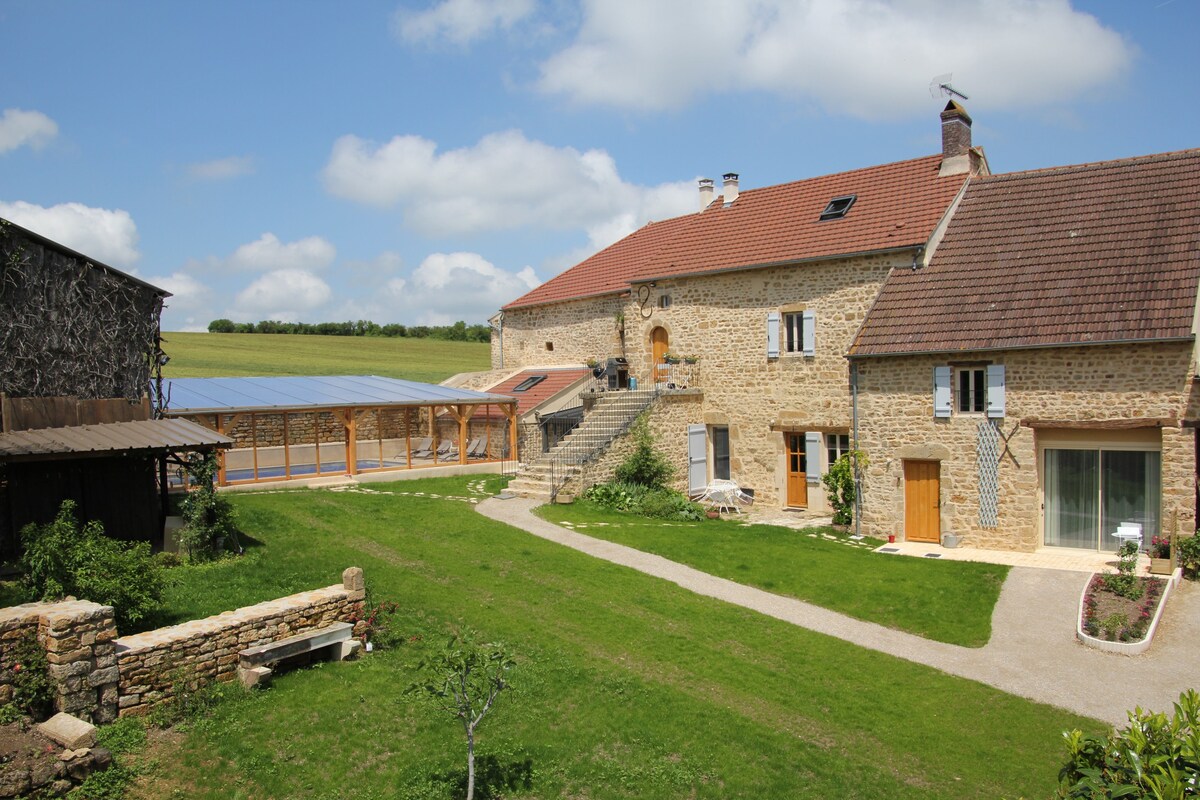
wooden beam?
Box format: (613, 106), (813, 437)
(215, 414), (227, 486)
(500, 402), (519, 463)
(342, 408), (358, 476)
(1021, 417), (1179, 430)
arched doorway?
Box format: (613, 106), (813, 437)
(650, 327), (669, 385)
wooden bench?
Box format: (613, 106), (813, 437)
(237, 622), (360, 688)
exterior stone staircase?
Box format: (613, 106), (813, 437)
(506, 388), (658, 501)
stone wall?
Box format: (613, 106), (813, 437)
(499, 252), (903, 508)
(187, 409), (426, 449)
(0, 569), (365, 723)
(0, 601), (120, 724)
(855, 342), (1197, 551)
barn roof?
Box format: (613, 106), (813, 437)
(162, 375), (516, 414)
(850, 148), (1200, 357)
(0, 418), (231, 463)
(503, 154), (969, 310)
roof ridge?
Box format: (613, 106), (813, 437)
(980, 147), (1200, 183)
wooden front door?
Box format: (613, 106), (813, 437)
(650, 327), (669, 384)
(786, 433), (808, 508)
(904, 460), (940, 543)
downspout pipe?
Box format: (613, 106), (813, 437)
(850, 361), (861, 538)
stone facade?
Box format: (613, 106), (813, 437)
(855, 342), (1198, 551)
(499, 252), (904, 509)
(0, 600), (120, 724)
(0, 569), (365, 723)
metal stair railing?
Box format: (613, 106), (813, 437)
(545, 385), (660, 501)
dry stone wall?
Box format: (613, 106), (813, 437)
(500, 253), (901, 508)
(855, 342), (1197, 551)
(0, 569), (365, 723)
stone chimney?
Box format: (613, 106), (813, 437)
(698, 178), (714, 211)
(722, 173), (739, 206)
(939, 101), (975, 177)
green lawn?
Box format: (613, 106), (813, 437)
(160, 332), (491, 383)
(536, 500), (1008, 648)
(123, 476), (1095, 799)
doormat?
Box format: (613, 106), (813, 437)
(877, 547), (900, 553)
(923, 553), (943, 558)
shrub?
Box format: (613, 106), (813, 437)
(584, 481), (650, 512)
(639, 489), (706, 521)
(1057, 689), (1199, 798)
(1101, 541), (1143, 601)
(350, 591), (404, 649)
(20, 500), (166, 628)
(4, 629), (52, 720)
(1178, 532), (1200, 579)
(179, 452), (240, 562)
(821, 451), (868, 526)
(613, 415), (674, 489)
(584, 482), (703, 521)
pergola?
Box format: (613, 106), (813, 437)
(162, 376), (519, 486)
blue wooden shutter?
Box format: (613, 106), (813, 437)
(933, 366), (951, 418)
(986, 364), (1006, 418)
(801, 310), (816, 356)
(805, 431), (823, 484)
(766, 311), (780, 358)
(687, 424), (707, 494)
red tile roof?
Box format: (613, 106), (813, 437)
(850, 149), (1200, 357)
(478, 368), (593, 417)
(504, 155), (970, 309)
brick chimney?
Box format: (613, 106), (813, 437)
(698, 178), (714, 211)
(939, 101), (981, 177)
(722, 173), (739, 206)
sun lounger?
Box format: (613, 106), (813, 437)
(409, 437), (434, 458)
(467, 438), (487, 459)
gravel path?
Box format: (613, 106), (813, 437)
(477, 496), (1199, 726)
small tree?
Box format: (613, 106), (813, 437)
(406, 631), (515, 800)
(614, 414), (674, 489)
(179, 452), (239, 562)
(821, 450), (869, 526)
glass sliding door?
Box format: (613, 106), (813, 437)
(1044, 447), (1161, 551)
(1045, 449), (1099, 549)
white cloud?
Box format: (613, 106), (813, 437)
(322, 129), (695, 237)
(537, 0), (1135, 119)
(0, 108), (58, 153)
(383, 252), (540, 324)
(227, 232), (336, 272)
(393, 0), (535, 45)
(231, 269), (332, 322)
(0, 200), (140, 267)
(186, 155), (255, 181)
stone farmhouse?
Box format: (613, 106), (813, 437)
(849, 148), (1200, 552)
(493, 103), (988, 514)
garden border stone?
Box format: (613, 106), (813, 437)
(1076, 568), (1180, 655)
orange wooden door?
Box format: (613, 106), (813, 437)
(904, 460), (940, 542)
(651, 326), (669, 384)
(786, 433), (808, 508)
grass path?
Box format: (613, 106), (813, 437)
(128, 476), (1099, 799)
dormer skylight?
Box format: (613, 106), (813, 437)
(820, 194), (856, 221)
(512, 375), (546, 392)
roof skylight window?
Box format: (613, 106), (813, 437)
(512, 375), (547, 392)
(819, 194), (856, 221)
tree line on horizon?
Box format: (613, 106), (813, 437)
(206, 318), (491, 342)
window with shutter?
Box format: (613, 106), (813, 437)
(934, 366), (952, 418)
(805, 431), (823, 483)
(986, 364), (1006, 418)
(767, 311), (780, 358)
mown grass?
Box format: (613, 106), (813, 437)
(160, 332), (490, 383)
(123, 476), (1096, 799)
(536, 500), (1008, 648)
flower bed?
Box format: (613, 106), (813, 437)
(1077, 573), (1173, 655)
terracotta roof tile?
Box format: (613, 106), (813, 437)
(504, 155), (968, 309)
(478, 368), (592, 417)
(851, 149), (1200, 356)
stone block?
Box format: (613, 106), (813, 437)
(87, 666), (119, 688)
(336, 639), (362, 661)
(38, 712), (97, 749)
(238, 665), (273, 689)
(342, 567), (364, 592)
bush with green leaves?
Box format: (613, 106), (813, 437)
(179, 452), (239, 562)
(3, 628), (52, 720)
(821, 450), (869, 526)
(584, 481), (703, 521)
(613, 415), (674, 489)
(1057, 688), (1199, 798)
(1178, 532), (1200, 579)
(20, 500), (166, 628)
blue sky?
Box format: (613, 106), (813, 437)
(1, 0), (1196, 332)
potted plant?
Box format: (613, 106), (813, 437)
(683, 355), (699, 364)
(1149, 534), (1173, 575)
(585, 357), (599, 369)
(662, 352), (681, 364)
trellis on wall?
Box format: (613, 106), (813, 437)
(977, 420), (1000, 527)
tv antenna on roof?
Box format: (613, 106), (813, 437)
(929, 73), (969, 101)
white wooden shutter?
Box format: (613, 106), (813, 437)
(687, 424), (707, 494)
(933, 366), (952, 418)
(805, 431), (823, 484)
(766, 311), (780, 358)
(801, 309), (816, 356)
(986, 364), (1006, 418)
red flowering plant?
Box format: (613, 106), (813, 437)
(1149, 535), (1171, 559)
(348, 590), (402, 650)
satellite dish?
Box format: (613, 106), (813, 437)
(929, 73), (969, 101)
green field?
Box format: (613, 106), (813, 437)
(117, 477), (1097, 799)
(161, 332), (491, 383)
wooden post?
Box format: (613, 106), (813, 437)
(250, 413), (259, 481)
(501, 402), (519, 463)
(282, 412), (291, 479)
(215, 413), (227, 486)
(404, 408), (413, 468)
(344, 408), (357, 476)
